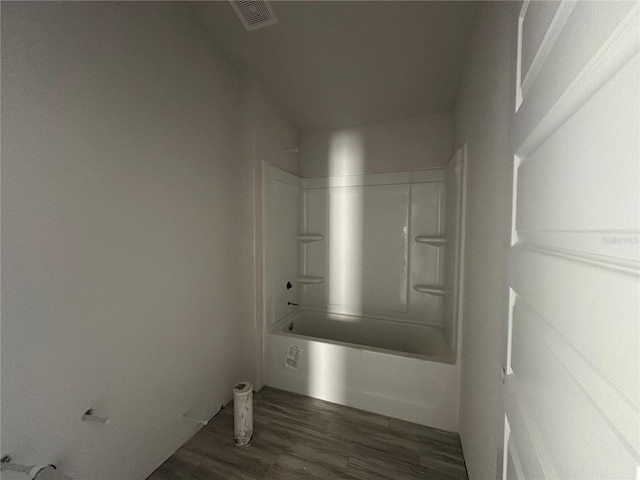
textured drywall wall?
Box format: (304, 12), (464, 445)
(299, 114), (452, 178)
(1, 3), (255, 479)
(242, 75), (299, 176)
(453, 3), (516, 479)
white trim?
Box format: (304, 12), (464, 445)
(510, 156), (522, 246)
(502, 414), (511, 480)
(515, 0), (529, 112)
(516, 297), (640, 461)
(263, 163), (300, 188)
(506, 288), (516, 376)
(520, 1), (577, 100)
(456, 145), (467, 358)
(301, 167), (446, 190)
(517, 3), (640, 156)
(517, 230), (639, 263)
(506, 376), (561, 480)
(513, 238), (640, 278)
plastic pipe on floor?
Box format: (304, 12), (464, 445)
(233, 382), (253, 447)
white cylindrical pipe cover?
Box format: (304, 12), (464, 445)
(233, 382), (253, 447)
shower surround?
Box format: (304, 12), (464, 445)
(263, 149), (465, 431)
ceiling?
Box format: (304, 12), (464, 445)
(190, 1), (478, 132)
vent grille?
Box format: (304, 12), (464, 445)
(229, 0), (278, 31)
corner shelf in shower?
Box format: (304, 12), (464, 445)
(413, 284), (446, 296)
(297, 276), (324, 285)
(298, 234), (324, 243)
(414, 236), (446, 247)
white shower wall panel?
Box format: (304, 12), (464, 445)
(300, 169), (447, 326)
(300, 188), (329, 308)
(357, 185), (410, 313)
(409, 182), (446, 324)
(324, 185), (410, 314)
(264, 168), (301, 325)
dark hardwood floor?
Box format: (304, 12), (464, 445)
(147, 387), (468, 480)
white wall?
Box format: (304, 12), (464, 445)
(242, 75), (300, 177)
(240, 75), (299, 390)
(1, 3), (255, 479)
(453, 3), (516, 479)
(299, 114), (452, 177)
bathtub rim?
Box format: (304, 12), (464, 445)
(268, 309), (457, 365)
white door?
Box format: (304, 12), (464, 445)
(503, 1), (639, 479)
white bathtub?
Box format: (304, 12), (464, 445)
(266, 310), (461, 432)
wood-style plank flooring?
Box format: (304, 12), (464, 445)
(147, 387), (468, 480)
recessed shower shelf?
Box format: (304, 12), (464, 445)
(413, 284), (446, 296)
(298, 234), (324, 243)
(297, 276), (324, 285)
(414, 236), (446, 246)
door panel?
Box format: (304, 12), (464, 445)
(504, 2), (639, 479)
(517, 54), (639, 233)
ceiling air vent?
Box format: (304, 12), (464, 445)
(229, 0), (278, 31)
